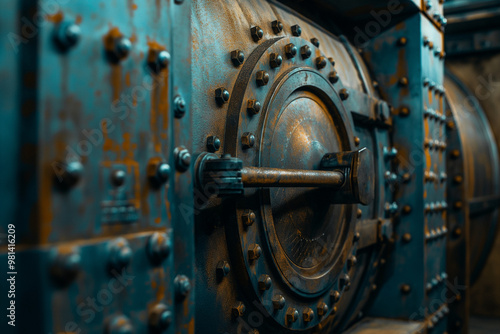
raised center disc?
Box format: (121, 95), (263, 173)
(266, 90), (347, 275)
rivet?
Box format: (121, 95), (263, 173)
(54, 160), (84, 188)
(454, 226), (463, 237)
(206, 135), (221, 152)
(241, 132), (256, 149)
(112, 36), (132, 61)
(315, 56), (327, 69)
(230, 49), (245, 67)
(423, 36), (430, 46)
(303, 308), (314, 322)
(247, 99), (261, 115)
(108, 238), (132, 271)
(174, 146), (191, 172)
(174, 275), (191, 299)
(174, 95), (186, 118)
(354, 136), (360, 146)
(310, 38), (320, 47)
(215, 87), (230, 106)
(399, 77), (409, 87)
(403, 205), (412, 214)
(330, 290), (340, 303)
(286, 308), (299, 323)
(258, 274), (272, 291)
(317, 302), (328, 316)
(55, 22), (81, 49)
(269, 53), (283, 69)
(402, 233), (412, 243)
(147, 158), (170, 186)
(453, 201), (463, 210)
(402, 172), (411, 183)
(149, 304), (172, 331)
(300, 45), (312, 59)
(328, 57), (335, 66)
(291, 24), (302, 36)
(148, 49), (170, 73)
(450, 149), (460, 159)
(248, 244), (262, 260)
(50, 247), (81, 284)
(347, 255), (357, 269)
(357, 208), (362, 218)
(251, 26), (264, 42)
(216, 260), (231, 278)
(339, 88), (349, 100)
(400, 106), (410, 117)
(147, 232), (171, 264)
(271, 20), (284, 34)
(353, 232), (361, 242)
(339, 273), (351, 290)
(106, 315), (133, 334)
(272, 295), (286, 310)
(401, 284), (411, 294)
(242, 209), (256, 226)
(284, 43), (297, 58)
(232, 302), (246, 317)
(397, 37), (407, 46)
(256, 70), (270, 86)
(329, 71), (339, 84)
(453, 175), (463, 184)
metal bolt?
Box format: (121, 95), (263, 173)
(174, 95), (186, 118)
(291, 24), (302, 36)
(55, 22), (81, 49)
(339, 88), (349, 100)
(147, 159), (170, 186)
(231, 49), (245, 67)
(248, 244), (262, 260)
(247, 99), (261, 115)
(174, 275), (191, 299)
(428, 41), (434, 49)
(347, 255), (357, 269)
(453, 175), (463, 184)
(149, 304), (172, 331)
(399, 77), (409, 87)
(354, 136), (360, 146)
(402, 233), (412, 243)
(50, 248), (81, 284)
(256, 70), (270, 86)
(147, 232), (171, 264)
(450, 149), (460, 159)
(242, 209), (256, 226)
(310, 38), (320, 47)
(148, 49), (170, 73)
(272, 295), (286, 310)
(454, 226), (463, 236)
(108, 238), (132, 270)
(215, 87), (230, 106)
(454, 201), (463, 210)
(397, 37), (407, 46)
(258, 274), (272, 291)
(400, 106), (410, 117)
(300, 45), (312, 59)
(435, 48), (442, 57)
(207, 136), (221, 152)
(271, 20), (283, 34)
(402, 172), (411, 183)
(107, 315), (133, 334)
(339, 273), (351, 290)
(357, 208), (362, 218)
(175, 146), (191, 172)
(269, 53), (283, 69)
(425, 0), (432, 10)
(423, 37), (430, 46)
(232, 302), (246, 317)
(114, 37), (132, 60)
(216, 260), (231, 278)
(330, 290), (340, 302)
(353, 232), (361, 242)
(384, 147), (398, 159)
(156, 50), (170, 68)
(54, 160), (84, 188)
(284, 43), (297, 58)
(241, 132), (256, 149)
(303, 308), (314, 322)
(328, 57), (336, 66)
(251, 26), (264, 42)
(316, 56), (327, 69)
(329, 71), (339, 84)
(403, 205), (412, 214)
(317, 302), (329, 316)
(286, 308), (299, 323)
(401, 284), (411, 294)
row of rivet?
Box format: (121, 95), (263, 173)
(425, 226), (448, 241)
(426, 272), (449, 293)
(427, 304), (449, 330)
(423, 79), (445, 95)
(423, 36), (446, 59)
(424, 108), (447, 122)
(424, 139), (447, 151)
(424, 201), (448, 213)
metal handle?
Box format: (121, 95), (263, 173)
(196, 148), (374, 205)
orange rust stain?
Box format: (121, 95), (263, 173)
(166, 197), (172, 221)
(155, 269), (166, 301)
(103, 27), (123, 51)
(154, 217), (161, 224)
(125, 72), (131, 87)
(46, 11), (64, 23)
(75, 15), (82, 25)
(129, 33), (138, 44)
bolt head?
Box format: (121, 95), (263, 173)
(272, 295), (285, 310)
(402, 233), (412, 243)
(347, 255), (357, 268)
(108, 238), (132, 270)
(241, 132), (256, 149)
(399, 77), (409, 86)
(207, 136), (221, 152)
(357, 208), (362, 218)
(400, 106), (410, 117)
(256, 70), (270, 86)
(269, 53), (282, 69)
(316, 56), (327, 69)
(175, 146), (191, 172)
(231, 49), (245, 66)
(340, 273), (351, 290)
(251, 26), (264, 42)
(51, 248), (81, 284)
(215, 87), (230, 106)
(300, 45), (311, 59)
(232, 302), (245, 317)
(248, 244), (262, 260)
(339, 88), (349, 100)
(242, 209), (256, 226)
(107, 315), (133, 334)
(310, 38), (320, 47)
(317, 302), (329, 316)
(258, 274), (272, 291)
(286, 308), (299, 323)
(157, 50), (170, 68)
(174, 275), (191, 299)
(401, 284), (411, 294)
(271, 20), (283, 34)
(354, 136), (360, 146)
(55, 160), (84, 188)
(284, 43), (297, 58)
(56, 22), (81, 49)
(247, 99), (261, 115)
(147, 159), (170, 185)
(291, 24), (302, 36)
(329, 71), (339, 84)
(303, 308), (314, 322)
(114, 37), (132, 59)
(397, 37), (408, 46)
(330, 290), (340, 302)
(216, 260), (231, 278)
(149, 304), (172, 330)
(147, 232), (171, 264)
(174, 95), (186, 118)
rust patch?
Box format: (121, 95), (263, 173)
(46, 11), (64, 23)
